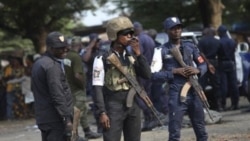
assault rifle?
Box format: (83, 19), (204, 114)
(107, 53), (164, 126)
(170, 46), (214, 121)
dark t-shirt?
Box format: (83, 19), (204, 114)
(64, 50), (85, 93)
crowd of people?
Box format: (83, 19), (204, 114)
(0, 15), (246, 141)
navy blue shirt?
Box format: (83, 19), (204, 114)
(152, 41), (207, 85)
(198, 36), (220, 60)
(218, 34), (237, 62)
(138, 32), (155, 64)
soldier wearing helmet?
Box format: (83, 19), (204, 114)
(92, 16), (151, 141)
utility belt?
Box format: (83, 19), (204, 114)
(103, 86), (129, 104)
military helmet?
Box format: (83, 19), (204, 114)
(106, 17), (134, 41)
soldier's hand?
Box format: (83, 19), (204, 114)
(100, 113), (110, 129)
(128, 38), (141, 56)
(208, 64), (215, 74)
(172, 68), (188, 78)
(184, 66), (200, 76)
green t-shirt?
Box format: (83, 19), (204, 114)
(64, 50), (85, 93)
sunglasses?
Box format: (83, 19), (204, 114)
(117, 28), (134, 36)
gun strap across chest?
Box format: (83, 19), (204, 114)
(107, 53), (146, 107)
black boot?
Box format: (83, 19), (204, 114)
(216, 99), (224, 112)
(84, 127), (102, 139)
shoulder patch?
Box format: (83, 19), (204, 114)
(197, 56), (204, 63)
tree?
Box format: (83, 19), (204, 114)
(112, 0), (249, 31)
(0, 0), (107, 53)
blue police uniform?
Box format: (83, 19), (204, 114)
(197, 29), (222, 110)
(217, 25), (239, 110)
(152, 17), (208, 141)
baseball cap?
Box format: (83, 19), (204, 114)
(164, 17), (182, 30)
(46, 31), (68, 48)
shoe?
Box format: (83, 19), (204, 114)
(85, 131), (102, 139)
(76, 136), (88, 141)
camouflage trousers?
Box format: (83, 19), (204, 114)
(73, 90), (88, 129)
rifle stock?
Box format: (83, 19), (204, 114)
(170, 47), (214, 121)
(107, 53), (164, 126)
(71, 107), (81, 141)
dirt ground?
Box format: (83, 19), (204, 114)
(1, 97), (250, 141)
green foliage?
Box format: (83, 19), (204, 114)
(0, 0), (107, 53)
(112, 0), (249, 31)
(112, 0), (200, 31)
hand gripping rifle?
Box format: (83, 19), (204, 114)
(107, 53), (164, 126)
(170, 47), (214, 121)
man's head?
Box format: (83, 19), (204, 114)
(106, 16), (134, 47)
(133, 21), (143, 36)
(46, 31), (69, 59)
(164, 17), (182, 41)
(217, 25), (228, 37)
(71, 36), (82, 52)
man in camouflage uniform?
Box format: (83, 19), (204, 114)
(92, 17), (151, 141)
(64, 37), (101, 140)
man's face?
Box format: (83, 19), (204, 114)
(167, 25), (182, 40)
(117, 30), (134, 46)
(51, 46), (69, 59)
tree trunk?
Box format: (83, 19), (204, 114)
(29, 30), (48, 54)
(209, 0), (225, 29)
(198, 0), (211, 28)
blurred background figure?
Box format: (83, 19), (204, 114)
(3, 55), (25, 120)
(133, 22), (167, 131)
(81, 33), (108, 133)
(198, 27), (222, 111)
(64, 36), (101, 140)
(217, 25), (239, 110)
(147, 28), (169, 115)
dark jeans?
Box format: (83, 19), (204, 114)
(219, 61), (239, 107)
(6, 91), (15, 120)
(39, 122), (66, 141)
(103, 91), (141, 141)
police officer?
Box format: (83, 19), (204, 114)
(198, 27), (222, 111)
(92, 16), (151, 141)
(147, 28), (169, 115)
(152, 17), (208, 141)
(217, 25), (239, 110)
(133, 21), (164, 131)
(31, 31), (73, 141)
(64, 36), (101, 140)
